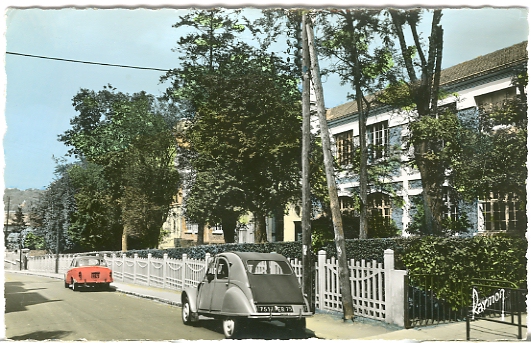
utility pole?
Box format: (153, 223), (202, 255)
(305, 13), (355, 321)
(301, 12), (314, 312)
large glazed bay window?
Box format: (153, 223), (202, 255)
(334, 130), (353, 165)
(480, 192), (523, 232)
(367, 121), (389, 160)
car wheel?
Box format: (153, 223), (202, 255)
(182, 296), (193, 325)
(222, 318), (242, 339)
(72, 279), (78, 291)
(64, 280), (69, 288)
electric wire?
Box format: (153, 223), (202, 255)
(6, 51), (171, 72)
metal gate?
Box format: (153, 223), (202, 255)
(406, 273), (466, 328)
(466, 278), (527, 340)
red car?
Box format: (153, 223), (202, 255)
(64, 255), (113, 291)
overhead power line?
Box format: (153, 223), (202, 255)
(6, 51), (170, 72)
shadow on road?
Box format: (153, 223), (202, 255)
(8, 330), (72, 340)
(4, 281), (63, 313)
(197, 318), (316, 339)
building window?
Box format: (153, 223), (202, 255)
(334, 130), (353, 165)
(186, 222), (198, 234)
(442, 188), (459, 222)
(367, 121), (389, 161)
(480, 192), (521, 232)
(210, 223), (223, 235)
(339, 196), (355, 211)
(475, 87), (517, 114)
(367, 192), (391, 222)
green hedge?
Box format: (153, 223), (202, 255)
(118, 234), (526, 310)
(122, 241), (303, 260)
(121, 237), (413, 267)
(403, 235), (527, 308)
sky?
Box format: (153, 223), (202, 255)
(1, 2), (529, 191)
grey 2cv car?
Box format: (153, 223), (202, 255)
(181, 251), (312, 338)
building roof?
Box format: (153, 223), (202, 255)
(326, 41), (528, 122)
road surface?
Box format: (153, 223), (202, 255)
(4, 272), (308, 340)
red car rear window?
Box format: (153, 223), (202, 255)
(77, 258), (107, 267)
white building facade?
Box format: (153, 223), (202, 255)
(324, 41), (527, 237)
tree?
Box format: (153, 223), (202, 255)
(10, 206), (26, 250)
(317, 9), (394, 239)
(59, 86), (180, 251)
(451, 67), (527, 236)
(29, 165), (77, 253)
(384, 9), (447, 235)
(305, 12), (354, 321)
(164, 9), (302, 244)
(67, 161), (123, 251)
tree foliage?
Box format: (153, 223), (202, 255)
(29, 164), (77, 253)
(452, 67), (527, 218)
(383, 9), (448, 235)
(58, 86), (180, 251)
(163, 9), (302, 243)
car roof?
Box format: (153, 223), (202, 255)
(224, 251), (289, 263)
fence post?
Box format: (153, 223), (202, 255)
(121, 254), (126, 282)
(384, 249), (407, 328)
(147, 253), (152, 287)
(133, 253), (138, 284)
(163, 253), (168, 289)
(317, 250), (326, 310)
(182, 254), (188, 288)
(111, 253), (116, 276)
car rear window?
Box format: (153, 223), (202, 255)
(246, 260), (293, 275)
(77, 258), (107, 267)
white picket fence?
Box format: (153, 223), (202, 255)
(25, 249), (406, 326)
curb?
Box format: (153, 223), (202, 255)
(113, 287), (182, 307)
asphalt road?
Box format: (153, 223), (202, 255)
(4, 272), (310, 340)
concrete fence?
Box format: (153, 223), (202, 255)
(24, 249), (406, 327)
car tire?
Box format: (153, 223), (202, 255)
(72, 279), (78, 292)
(64, 280), (69, 288)
(222, 317), (242, 339)
(182, 296), (193, 325)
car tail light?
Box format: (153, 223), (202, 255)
(109, 271), (112, 278)
(78, 271), (82, 279)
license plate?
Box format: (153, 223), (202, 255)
(257, 305), (293, 313)
(91, 272), (100, 279)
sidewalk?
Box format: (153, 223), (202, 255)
(7, 270), (528, 341)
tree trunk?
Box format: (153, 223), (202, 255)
(221, 211), (238, 243)
(341, 10), (369, 239)
(301, 12), (314, 312)
(390, 9), (446, 235)
(253, 212), (268, 243)
(121, 229), (128, 252)
(306, 15), (355, 321)
(415, 143), (445, 235)
(197, 222), (205, 245)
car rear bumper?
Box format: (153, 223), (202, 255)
(246, 312), (313, 319)
(79, 279), (113, 285)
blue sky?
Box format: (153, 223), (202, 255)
(1, 3), (529, 191)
